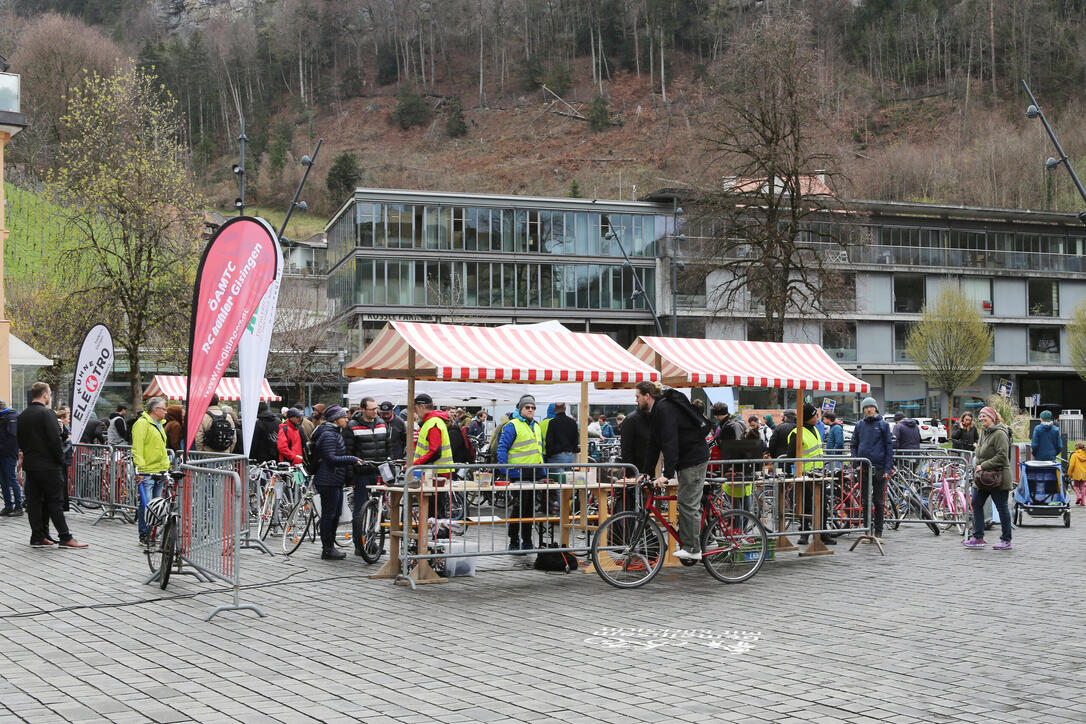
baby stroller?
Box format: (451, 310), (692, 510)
(1013, 460), (1070, 528)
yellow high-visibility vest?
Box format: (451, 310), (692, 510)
(413, 416), (454, 475)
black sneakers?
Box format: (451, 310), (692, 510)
(321, 548), (346, 560)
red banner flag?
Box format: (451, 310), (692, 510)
(185, 217), (278, 451)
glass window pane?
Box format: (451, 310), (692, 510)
(452, 207), (465, 251)
(1029, 327), (1060, 363)
(478, 263), (491, 308)
(414, 261), (426, 303)
(823, 323), (857, 362)
(357, 259), (374, 304)
(1028, 280), (1058, 316)
(373, 260), (387, 304)
(893, 274), (925, 313)
(503, 264), (515, 307)
(476, 208), (490, 249)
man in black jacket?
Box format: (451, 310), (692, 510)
(250, 402), (281, 463)
(347, 397), (389, 556)
(637, 382), (710, 562)
(18, 382), (86, 549)
(768, 411), (798, 459)
(543, 402), (579, 463)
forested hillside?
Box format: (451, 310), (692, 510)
(5, 0), (1086, 217)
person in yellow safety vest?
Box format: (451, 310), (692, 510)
(788, 402), (835, 546)
(411, 393), (456, 522)
(497, 394), (544, 552)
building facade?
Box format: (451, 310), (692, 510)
(325, 188), (1086, 417)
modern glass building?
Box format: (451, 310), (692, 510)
(326, 188), (1086, 417)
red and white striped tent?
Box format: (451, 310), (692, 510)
(345, 321), (660, 384)
(142, 375), (282, 401)
(628, 336), (869, 393)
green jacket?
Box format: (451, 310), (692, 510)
(132, 411), (170, 474)
(975, 422), (1013, 491)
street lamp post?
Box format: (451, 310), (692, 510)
(670, 202), (685, 337)
(337, 349), (346, 404)
(606, 231), (663, 336)
(1023, 80), (1086, 224)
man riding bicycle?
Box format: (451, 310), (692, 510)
(636, 381), (710, 562)
(133, 397), (171, 547)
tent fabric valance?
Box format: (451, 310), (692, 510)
(143, 375), (282, 402)
(629, 336), (869, 394)
(345, 321), (660, 384)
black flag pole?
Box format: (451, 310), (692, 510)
(278, 138), (323, 241)
(233, 116), (247, 217)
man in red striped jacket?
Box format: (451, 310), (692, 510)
(346, 397), (389, 557)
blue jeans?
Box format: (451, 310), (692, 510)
(0, 455), (21, 509)
(137, 474), (166, 536)
(972, 487), (1011, 542)
(546, 452), (574, 465)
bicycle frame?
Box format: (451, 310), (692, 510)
(639, 484), (746, 553)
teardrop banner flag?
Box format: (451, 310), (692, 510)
(70, 323), (114, 446)
(185, 217), (278, 452)
(238, 226), (284, 458)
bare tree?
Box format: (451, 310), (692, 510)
(265, 276), (338, 404)
(685, 13), (853, 343)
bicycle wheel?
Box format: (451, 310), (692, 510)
(158, 518), (175, 590)
(929, 488), (964, 534)
(282, 498), (313, 555)
(335, 487), (354, 548)
(257, 487), (276, 541)
(700, 509), (768, 584)
(908, 491), (940, 535)
(884, 484), (908, 530)
(590, 511), (665, 589)
(144, 524), (160, 572)
(358, 497), (386, 564)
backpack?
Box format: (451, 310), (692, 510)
(305, 426), (324, 471)
(446, 421), (475, 464)
(0, 411), (16, 450)
(533, 546), (579, 573)
(661, 388), (712, 437)
(204, 411), (235, 451)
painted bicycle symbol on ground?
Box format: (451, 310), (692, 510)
(584, 627), (761, 654)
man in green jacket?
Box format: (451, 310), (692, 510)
(133, 397), (171, 546)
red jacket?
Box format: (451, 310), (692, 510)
(277, 420), (305, 464)
(412, 410), (450, 467)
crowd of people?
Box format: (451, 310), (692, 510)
(3, 377), (1077, 561)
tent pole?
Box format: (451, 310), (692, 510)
(795, 389), (804, 460)
(578, 381), (589, 464)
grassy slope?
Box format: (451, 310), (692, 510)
(3, 182), (71, 283)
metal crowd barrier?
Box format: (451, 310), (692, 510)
(67, 443), (136, 524)
(885, 451), (972, 532)
(384, 461), (639, 588)
(708, 456), (875, 547)
(178, 462), (266, 621)
(185, 451), (269, 556)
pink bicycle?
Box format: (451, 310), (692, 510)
(927, 463), (969, 535)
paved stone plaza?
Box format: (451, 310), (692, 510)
(0, 507), (1078, 724)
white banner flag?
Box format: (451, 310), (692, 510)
(238, 224), (284, 458)
(70, 324), (115, 446)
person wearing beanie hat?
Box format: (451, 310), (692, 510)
(310, 404), (363, 560)
(277, 406), (308, 466)
(497, 392), (544, 552)
(966, 405), (1013, 549)
(789, 401), (834, 547)
(1031, 408), (1063, 462)
(850, 396), (893, 541)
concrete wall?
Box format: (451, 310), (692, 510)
(857, 273), (891, 314)
(857, 322), (893, 363)
(993, 278), (1026, 318)
(994, 325), (1027, 365)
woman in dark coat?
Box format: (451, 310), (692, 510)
(163, 405), (185, 452)
(310, 406), (361, 560)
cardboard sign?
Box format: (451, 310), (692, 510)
(821, 398), (836, 413)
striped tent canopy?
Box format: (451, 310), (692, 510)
(142, 375), (282, 401)
(629, 336), (869, 393)
(344, 321), (660, 384)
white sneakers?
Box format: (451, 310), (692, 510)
(673, 548), (702, 562)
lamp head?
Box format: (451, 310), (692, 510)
(1046, 157), (1062, 170)
(295, 200), (308, 212)
(301, 155), (313, 167)
(234, 198), (243, 209)
(232, 164), (243, 175)
(1026, 104), (1041, 119)
(674, 206), (684, 216)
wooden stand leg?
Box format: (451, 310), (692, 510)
(560, 489), (572, 547)
(800, 478), (834, 557)
(775, 481), (798, 552)
(371, 490), (402, 579)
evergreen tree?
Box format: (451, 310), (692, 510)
(568, 180), (582, 198)
(445, 96), (467, 138)
(392, 92), (432, 130)
(587, 95), (610, 132)
(326, 152), (363, 203)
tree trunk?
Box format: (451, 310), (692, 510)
(659, 29), (666, 103)
(989, 0), (996, 95)
(128, 351), (142, 414)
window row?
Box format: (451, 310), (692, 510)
(893, 323), (1059, 364)
(326, 203), (665, 263)
(892, 275), (1059, 316)
(329, 259), (656, 313)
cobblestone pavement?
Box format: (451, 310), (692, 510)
(0, 504), (1079, 724)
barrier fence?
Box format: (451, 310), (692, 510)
(178, 463), (265, 621)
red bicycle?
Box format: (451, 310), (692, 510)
(590, 477), (769, 589)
